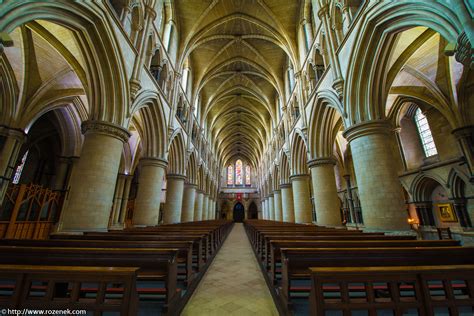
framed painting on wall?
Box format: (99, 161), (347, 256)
(437, 203), (457, 222)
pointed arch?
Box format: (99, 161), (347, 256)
(290, 130), (309, 176)
(167, 130), (186, 175)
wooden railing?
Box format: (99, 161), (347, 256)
(0, 183), (63, 239)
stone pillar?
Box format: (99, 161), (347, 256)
(181, 184), (197, 222)
(202, 194), (209, 220)
(268, 194), (275, 220)
(194, 190), (204, 221)
(59, 121), (130, 232)
(110, 174), (126, 228)
(133, 157), (167, 226)
(163, 174), (186, 224)
(0, 127), (26, 205)
(274, 190), (283, 221)
(343, 174), (357, 224)
(290, 175), (312, 223)
(52, 157), (73, 191)
(209, 198), (215, 220)
(343, 120), (410, 231)
(262, 198), (267, 219)
(281, 184), (295, 222)
(118, 175), (133, 225)
(452, 126), (474, 182)
(309, 157), (341, 226)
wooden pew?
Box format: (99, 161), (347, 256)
(279, 247), (474, 309)
(308, 265), (474, 316)
(267, 239), (460, 285)
(52, 233), (206, 270)
(0, 239), (195, 285)
(0, 246), (180, 313)
(0, 264), (139, 315)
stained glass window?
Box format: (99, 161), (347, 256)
(13, 151), (28, 184)
(235, 159), (243, 185)
(414, 108), (438, 157)
(227, 165), (234, 186)
(245, 165), (251, 185)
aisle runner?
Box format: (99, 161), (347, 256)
(182, 223), (278, 315)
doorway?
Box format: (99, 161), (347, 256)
(248, 202), (258, 219)
(233, 202), (245, 222)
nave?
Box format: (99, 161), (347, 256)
(183, 223), (278, 315)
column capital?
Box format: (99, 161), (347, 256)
(81, 120), (131, 143)
(289, 174), (310, 181)
(184, 183), (198, 189)
(273, 189), (281, 194)
(454, 31), (473, 69)
(0, 125), (27, 142)
(342, 120), (392, 142)
(308, 157), (337, 168)
(139, 157), (168, 168)
(166, 173), (186, 180)
(268, 193), (274, 198)
(280, 183), (291, 189)
(451, 125), (474, 139)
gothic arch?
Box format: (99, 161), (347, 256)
(290, 130), (309, 176)
(344, 1), (463, 126)
(308, 90), (344, 159)
(186, 151), (198, 185)
(167, 130), (186, 176)
(129, 90), (167, 159)
(410, 174), (449, 203)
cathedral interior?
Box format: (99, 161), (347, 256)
(0, 0), (473, 315)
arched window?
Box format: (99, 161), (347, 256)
(13, 151), (28, 184)
(227, 165), (234, 186)
(235, 159), (243, 185)
(245, 165), (251, 185)
(414, 108), (437, 157)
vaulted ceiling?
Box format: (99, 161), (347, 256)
(175, 0), (301, 169)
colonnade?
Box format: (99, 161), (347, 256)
(261, 121), (410, 232)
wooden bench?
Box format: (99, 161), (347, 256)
(0, 264), (139, 315)
(279, 247), (474, 309)
(0, 239), (195, 285)
(268, 239), (460, 285)
(52, 233), (207, 270)
(0, 246), (180, 313)
(309, 265), (474, 316)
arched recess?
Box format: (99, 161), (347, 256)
(1, 1), (130, 125)
(279, 151), (291, 185)
(186, 151), (198, 185)
(128, 90), (168, 159)
(344, 1), (464, 126)
(167, 130), (186, 176)
(290, 131), (309, 176)
(447, 168), (473, 228)
(308, 91), (344, 159)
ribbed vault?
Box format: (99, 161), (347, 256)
(175, 0), (300, 170)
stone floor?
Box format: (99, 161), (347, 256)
(181, 223), (279, 316)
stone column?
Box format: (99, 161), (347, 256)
(202, 194), (209, 220)
(194, 190), (204, 221)
(343, 120), (410, 231)
(273, 190), (283, 221)
(181, 183), (197, 222)
(59, 121), (130, 232)
(208, 198), (215, 220)
(52, 157), (73, 191)
(290, 174), (312, 223)
(163, 174), (186, 224)
(133, 157), (167, 226)
(0, 127), (26, 205)
(280, 184), (295, 222)
(268, 194), (275, 220)
(343, 174), (357, 224)
(118, 175), (133, 226)
(309, 157), (341, 226)
(452, 126), (474, 182)
(110, 174), (126, 228)
(262, 198), (267, 219)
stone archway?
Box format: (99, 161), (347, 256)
(248, 202), (258, 219)
(233, 202), (245, 222)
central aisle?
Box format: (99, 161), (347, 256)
(182, 223), (278, 315)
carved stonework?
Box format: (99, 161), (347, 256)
(343, 120), (392, 143)
(307, 157), (337, 168)
(81, 120), (131, 143)
(455, 32), (473, 70)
